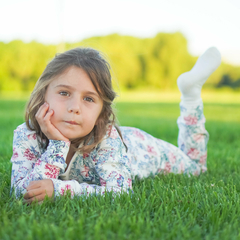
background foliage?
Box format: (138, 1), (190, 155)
(0, 32), (240, 94)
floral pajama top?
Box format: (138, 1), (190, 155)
(10, 102), (209, 198)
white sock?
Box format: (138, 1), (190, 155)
(177, 47), (221, 104)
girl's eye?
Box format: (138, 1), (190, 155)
(59, 91), (69, 96)
(84, 97), (94, 102)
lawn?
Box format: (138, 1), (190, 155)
(0, 99), (240, 240)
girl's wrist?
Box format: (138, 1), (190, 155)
(43, 140), (70, 169)
(49, 139), (70, 146)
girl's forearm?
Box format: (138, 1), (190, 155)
(11, 138), (70, 197)
(50, 178), (131, 198)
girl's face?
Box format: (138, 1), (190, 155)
(44, 66), (103, 141)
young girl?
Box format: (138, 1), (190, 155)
(10, 47), (221, 203)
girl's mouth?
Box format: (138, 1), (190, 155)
(65, 121), (80, 125)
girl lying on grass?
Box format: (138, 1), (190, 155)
(10, 47), (221, 203)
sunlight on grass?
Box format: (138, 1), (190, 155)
(115, 102), (240, 123)
(116, 90), (240, 104)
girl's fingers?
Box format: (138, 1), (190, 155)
(35, 102), (49, 120)
(41, 110), (59, 137)
(43, 109), (54, 122)
(35, 104), (55, 134)
(24, 193), (47, 204)
(35, 103), (69, 141)
(25, 180), (54, 199)
(26, 181), (41, 191)
(24, 188), (43, 200)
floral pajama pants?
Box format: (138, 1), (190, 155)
(120, 101), (209, 179)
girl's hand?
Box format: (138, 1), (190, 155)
(35, 102), (69, 142)
(24, 180), (54, 204)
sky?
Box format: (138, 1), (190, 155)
(1, 0), (240, 65)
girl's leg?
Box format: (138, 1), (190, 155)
(177, 101), (208, 173)
(177, 47), (221, 173)
(123, 48), (221, 178)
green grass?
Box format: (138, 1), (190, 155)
(116, 89), (240, 104)
(1, 100), (240, 240)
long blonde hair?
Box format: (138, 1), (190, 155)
(25, 47), (121, 153)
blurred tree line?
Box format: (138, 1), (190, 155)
(0, 32), (240, 93)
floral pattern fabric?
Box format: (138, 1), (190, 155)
(10, 102), (208, 198)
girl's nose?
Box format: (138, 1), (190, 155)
(68, 108), (80, 114)
(67, 100), (81, 114)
